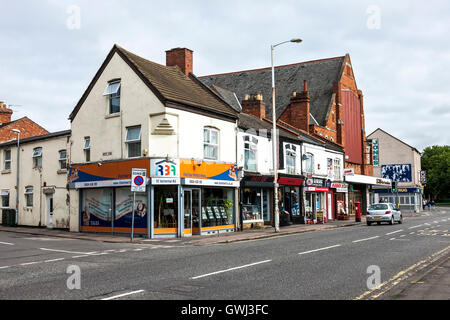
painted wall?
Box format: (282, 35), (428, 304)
(302, 143), (344, 181)
(0, 134), (70, 228)
(237, 128), (273, 174)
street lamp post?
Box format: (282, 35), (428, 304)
(11, 129), (20, 226)
(271, 39), (302, 233)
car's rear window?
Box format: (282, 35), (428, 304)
(369, 204), (388, 210)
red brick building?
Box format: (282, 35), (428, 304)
(0, 101), (49, 142)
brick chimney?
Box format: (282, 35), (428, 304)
(0, 102), (13, 125)
(278, 80), (310, 132)
(241, 94), (266, 119)
(166, 48), (193, 76)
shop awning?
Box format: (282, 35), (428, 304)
(345, 174), (391, 187)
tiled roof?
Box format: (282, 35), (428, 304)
(200, 56), (346, 126)
(70, 45), (238, 121)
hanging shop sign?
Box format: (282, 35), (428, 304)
(69, 159), (150, 189)
(330, 182), (348, 193)
(372, 139), (379, 167)
(344, 168), (354, 176)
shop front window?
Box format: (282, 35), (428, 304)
(242, 188), (262, 222)
(81, 188), (113, 228)
(115, 187), (148, 231)
(154, 186), (178, 229)
(202, 188), (233, 227)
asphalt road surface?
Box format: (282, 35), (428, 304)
(0, 207), (449, 300)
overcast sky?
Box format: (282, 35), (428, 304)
(1, 0), (449, 151)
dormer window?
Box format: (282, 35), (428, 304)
(103, 81), (121, 114)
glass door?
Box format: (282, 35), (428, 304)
(192, 189), (200, 234)
(183, 189), (192, 236)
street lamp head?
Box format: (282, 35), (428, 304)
(290, 38), (303, 43)
(11, 129), (20, 133)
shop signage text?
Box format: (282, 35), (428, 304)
(344, 168), (354, 176)
(305, 187), (329, 192)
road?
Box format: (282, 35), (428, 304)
(0, 207), (449, 300)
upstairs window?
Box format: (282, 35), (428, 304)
(59, 150), (67, 170)
(103, 81), (121, 114)
(4, 150), (11, 171)
(32, 148), (42, 168)
(83, 137), (91, 162)
(244, 135), (258, 172)
(334, 158), (341, 180)
(304, 153), (314, 173)
(285, 144), (297, 174)
(204, 128), (219, 160)
(125, 126), (141, 158)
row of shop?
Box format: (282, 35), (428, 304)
(70, 158), (355, 238)
(240, 174), (349, 228)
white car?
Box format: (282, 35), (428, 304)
(366, 203), (403, 226)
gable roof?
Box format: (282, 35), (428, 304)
(0, 130), (71, 148)
(69, 45), (238, 121)
(199, 56), (346, 126)
(367, 128), (420, 154)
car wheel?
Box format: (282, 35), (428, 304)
(367, 221), (372, 226)
(389, 216), (394, 225)
(377, 222), (381, 225)
(398, 215), (403, 224)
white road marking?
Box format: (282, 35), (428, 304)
(386, 229), (403, 235)
(20, 261), (41, 266)
(100, 290), (145, 300)
(191, 260), (272, 280)
(44, 258), (65, 263)
(0, 241), (14, 246)
(0, 266), (11, 269)
(298, 244), (342, 255)
(352, 236), (379, 243)
(408, 225), (423, 229)
(39, 248), (98, 255)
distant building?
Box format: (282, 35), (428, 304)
(367, 128), (423, 212)
(0, 101), (49, 142)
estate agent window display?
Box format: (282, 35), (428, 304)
(201, 188), (234, 228)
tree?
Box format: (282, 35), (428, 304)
(421, 145), (450, 201)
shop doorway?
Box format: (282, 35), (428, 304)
(183, 188), (201, 236)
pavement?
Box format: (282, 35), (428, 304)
(0, 210), (428, 247)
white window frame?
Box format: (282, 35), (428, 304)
(125, 126), (142, 158)
(1, 190), (9, 208)
(25, 187), (34, 207)
(203, 127), (219, 160)
(4, 149), (11, 171)
(243, 135), (258, 172)
(32, 147), (42, 168)
(285, 144), (297, 175)
(304, 153), (314, 173)
(59, 150), (67, 170)
(84, 137), (91, 162)
(334, 158), (341, 180)
(104, 81), (121, 115)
